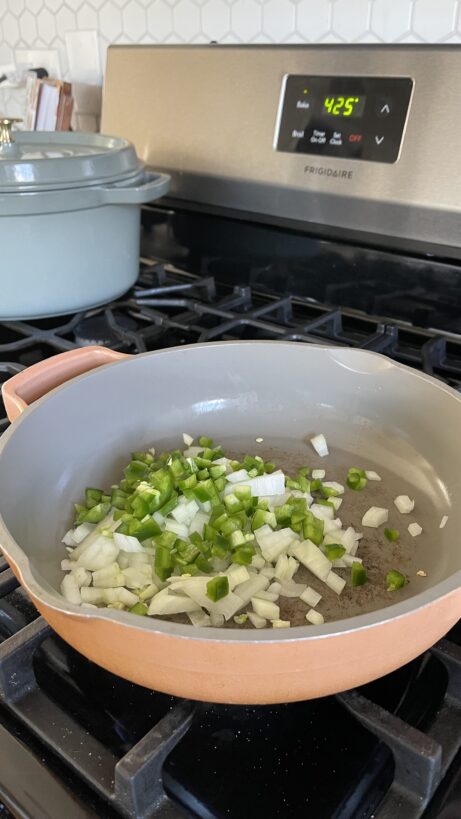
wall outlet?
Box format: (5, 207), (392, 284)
(65, 31), (101, 85)
(15, 49), (61, 79)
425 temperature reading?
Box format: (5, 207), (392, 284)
(322, 96), (366, 118)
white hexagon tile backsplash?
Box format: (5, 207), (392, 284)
(0, 0), (460, 127)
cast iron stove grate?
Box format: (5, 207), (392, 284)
(0, 260), (460, 433)
(0, 261), (461, 818)
(0, 561), (460, 819)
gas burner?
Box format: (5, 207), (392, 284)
(73, 312), (138, 347)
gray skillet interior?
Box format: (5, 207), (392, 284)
(0, 341), (459, 637)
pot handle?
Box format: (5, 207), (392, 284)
(95, 172), (170, 205)
(2, 345), (130, 422)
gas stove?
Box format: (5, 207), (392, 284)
(2, 42), (461, 819)
(0, 202), (460, 819)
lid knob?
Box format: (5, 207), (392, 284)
(0, 118), (22, 146)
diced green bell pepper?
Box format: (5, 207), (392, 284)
(351, 562), (367, 586)
(206, 575), (229, 601)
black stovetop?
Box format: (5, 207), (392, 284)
(0, 203), (460, 819)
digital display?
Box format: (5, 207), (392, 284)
(322, 95), (366, 118)
(276, 75), (414, 164)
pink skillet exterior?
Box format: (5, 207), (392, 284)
(2, 346), (130, 422)
(2, 343), (461, 703)
(7, 552), (460, 703)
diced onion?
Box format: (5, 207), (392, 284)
(300, 586), (322, 607)
(329, 497), (343, 511)
(292, 540), (332, 582)
(226, 469), (250, 484)
(271, 619), (290, 628)
(251, 597), (280, 620)
(183, 446), (202, 458)
(323, 517), (342, 534)
(310, 503), (334, 521)
(148, 588), (200, 615)
(164, 519), (189, 539)
(394, 495), (415, 514)
(234, 575), (270, 605)
(139, 583), (159, 601)
(123, 566), (153, 589)
(102, 588), (138, 607)
(274, 554), (299, 583)
(113, 533), (143, 553)
(253, 590), (279, 603)
(80, 587), (104, 604)
(62, 529), (78, 547)
(338, 553), (362, 568)
(311, 469), (325, 480)
(240, 471), (286, 497)
(188, 610), (211, 627)
(182, 432), (194, 446)
(225, 564), (250, 589)
(248, 612), (267, 629)
(256, 527), (294, 562)
(408, 522), (422, 537)
(361, 507), (389, 528)
(251, 554), (266, 570)
(322, 481), (344, 495)
(325, 570), (346, 595)
(440, 515), (448, 529)
(306, 609), (324, 625)
(365, 470), (382, 481)
(278, 581), (307, 598)
(61, 574), (81, 604)
(310, 434), (329, 457)
(61, 558), (74, 571)
(92, 563), (125, 588)
(76, 536), (119, 570)
(71, 567), (92, 587)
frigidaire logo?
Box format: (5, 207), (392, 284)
(304, 165), (353, 180)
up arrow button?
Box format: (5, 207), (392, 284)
(381, 103), (390, 114)
(375, 135), (385, 145)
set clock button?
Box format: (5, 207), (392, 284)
(329, 131), (343, 146)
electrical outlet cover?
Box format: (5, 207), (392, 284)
(65, 31), (101, 85)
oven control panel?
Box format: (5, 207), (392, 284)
(275, 75), (413, 163)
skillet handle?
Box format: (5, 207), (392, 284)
(2, 345), (130, 422)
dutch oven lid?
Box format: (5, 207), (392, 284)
(0, 121), (142, 192)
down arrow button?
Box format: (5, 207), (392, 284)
(375, 135), (385, 145)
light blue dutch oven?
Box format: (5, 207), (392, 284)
(0, 119), (170, 319)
